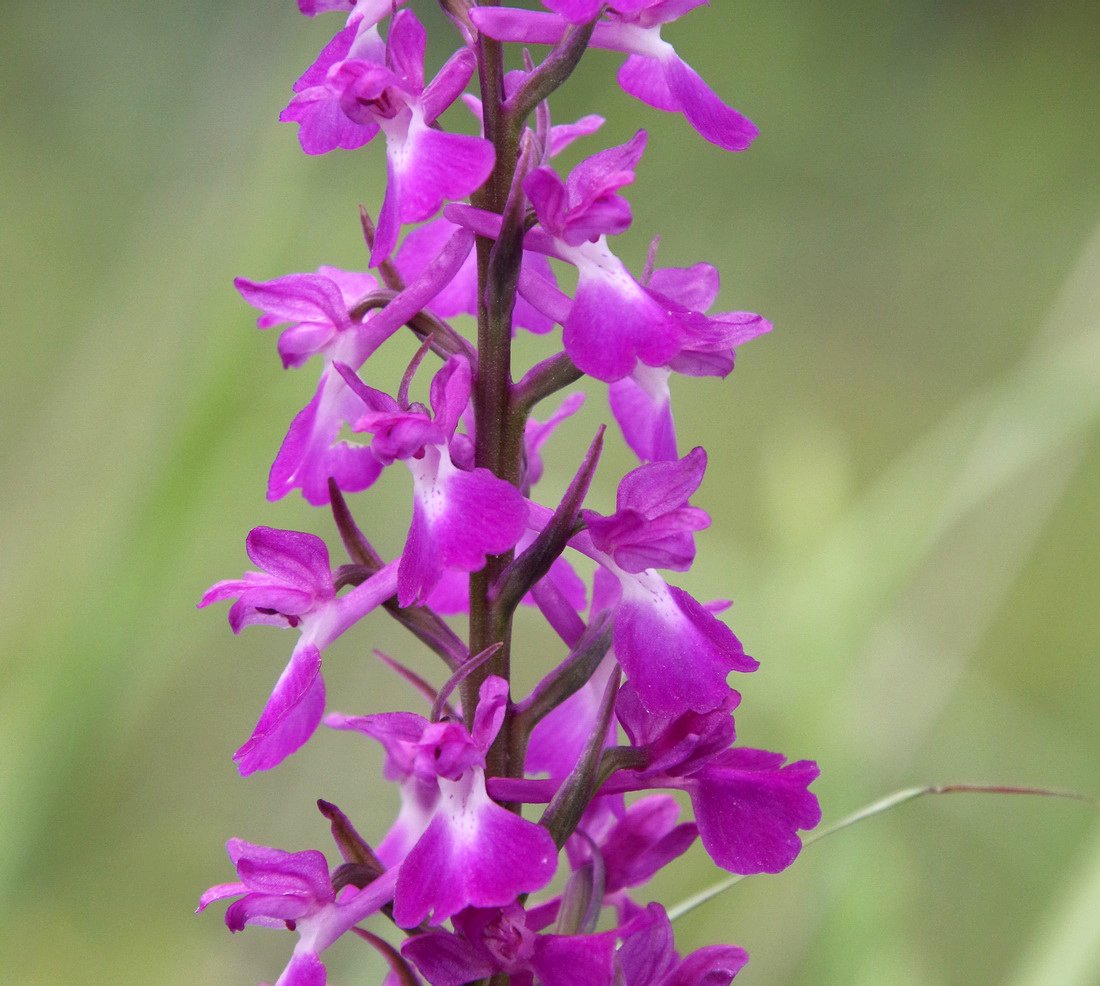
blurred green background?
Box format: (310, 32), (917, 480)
(2, 1), (1099, 984)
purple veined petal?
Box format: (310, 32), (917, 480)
(609, 366), (678, 462)
(235, 273), (353, 333)
(660, 51), (757, 152)
(616, 902), (677, 986)
(392, 769), (558, 927)
(196, 880), (249, 913)
(700, 311), (772, 349)
(226, 839), (333, 894)
(385, 9), (427, 93)
(471, 675), (510, 753)
(235, 856), (332, 902)
(234, 643), (326, 776)
(645, 263), (719, 312)
(429, 356), (473, 438)
(244, 527), (333, 594)
(280, 86), (380, 155)
(688, 748), (821, 874)
(613, 572), (755, 717)
(666, 348), (734, 378)
(298, 0), (355, 16)
(617, 446), (706, 516)
(541, 0), (603, 23)
(403, 929), (497, 986)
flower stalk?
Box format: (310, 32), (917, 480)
(197, 3), (820, 984)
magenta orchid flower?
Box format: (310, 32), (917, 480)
(198, 838), (398, 986)
(328, 677), (559, 927)
(235, 266), (389, 505)
(282, 10), (494, 264)
(199, 526), (398, 774)
(339, 355), (528, 607)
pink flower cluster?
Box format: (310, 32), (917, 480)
(198, 3), (819, 984)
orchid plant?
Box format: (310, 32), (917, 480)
(198, 2), (823, 983)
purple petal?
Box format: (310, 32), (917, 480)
(540, 0), (603, 23)
(608, 370), (678, 462)
(667, 946), (748, 986)
(393, 771), (558, 926)
(386, 10), (426, 92)
(613, 575), (755, 716)
(661, 52), (757, 152)
(530, 930), (618, 986)
(268, 367), (386, 505)
(245, 527), (333, 593)
(617, 54), (678, 112)
(225, 892), (312, 931)
(469, 8), (569, 45)
(235, 273), (352, 332)
(646, 263), (719, 312)
(421, 47), (477, 124)
(399, 451), (528, 607)
(403, 930), (496, 986)
(597, 795), (697, 893)
(234, 643), (326, 775)
(394, 124), (496, 227)
(232, 842), (333, 898)
(617, 446), (706, 516)
(689, 748), (821, 874)
(565, 261), (686, 382)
